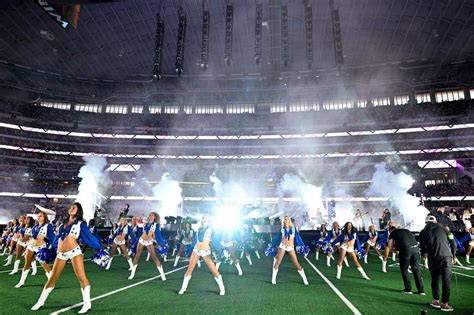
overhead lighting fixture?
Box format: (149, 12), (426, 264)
(224, 0), (233, 66)
(281, 4), (289, 67)
(175, 6), (187, 75)
(152, 13), (165, 80)
(304, 0), (313, 70)
(200, 1), (210, 70)
(254, 1), (263, 65)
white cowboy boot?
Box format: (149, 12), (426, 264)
(336, 265), (342, 279)
(235, 262), (243, 276)
(157, 265), (166, 281)
(272, 268), (278, 284)
(214, 275), (225, 295)
(78, 285), (91, 313)
(31, 286), (54, 310)
(128, 264), (137, 280)
(364, 255), (368, 264)
(358, 267), (371, 280)
(246, 254), (252, 266)
(127, 258), (133, 271)
(9, 259), (21, 275)
(15, 269), (30, 288)
(105, 257), (113, 270)
(178, 275), (191, 295)
(174, 256), (180, 267)
(297, 269), (309, 285)
(31, 260), (37, 275)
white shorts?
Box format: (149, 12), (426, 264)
(17, 240), (28, 247)
(57, 245), (82, 261)
(181, 240), (192, 246)
(341, 244), (355, 253)
(193, 247), (211, 257)
(469, 241), (474, 247)
(27, 243), (46, 253)
(139, 238), (154, 247)
(279, 244), (294, 252)
(367, 240), (376, 247)
(11, 236), (19, 243)
(114, 239), (126, 246)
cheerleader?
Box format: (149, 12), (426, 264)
(15, 210), (55, 288)
(271, 216), (309, 285)
(4, 217), (22, 267)
(312, 223), (328, 261)
(239, 225), (262, 265)
(173, 222), (194, 267)
(324, 221), (345, 267)
(31, 202), (105, 313)
(331, 222), (370, 280)
(178, 215), (225, 296)
(215, 228), (243, 276)
(128, 212), (167, 280)
(106, 217), (136, 270)
(362, 224), (384, 264)
(381, 221), (397, 273)
(0, 221), (13, 256)
(171, 223), (183, 257)
(10, 216), (34, 275)
(461, 227), (473, 264)
(106, 223), (119, 251)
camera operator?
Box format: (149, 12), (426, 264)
(386, 226), (425, 296)
(419, 215), (456, 312)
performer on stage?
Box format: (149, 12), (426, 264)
(331, 222), (370, 280)
(10, 216), (34, 275)
(106, 217), (136, 271)
(31, 202), (107, 313)
(173, 222), (194, 267)
(354, 209), (365, 231)
(270, 215), (309, 285)
(4, 217), (22, 267)
(312, 223), (328, 261)
(15, 210), (55, 288)
(178, 214), (225, 296)
(128, 212), (167, 280)
(361, 224), (384, 264)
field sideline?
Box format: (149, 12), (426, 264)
(0, 251), (472, 314)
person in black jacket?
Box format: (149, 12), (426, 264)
(419, 215), (456, 312)
(387, 226), (424, 295)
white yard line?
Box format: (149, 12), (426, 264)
(304, 257), (362, 315)
(453, 271), (474, 279)
(50, 265), (188, 315)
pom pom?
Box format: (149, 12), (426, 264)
(36, 247), (56, 264)
(107, 236), (113, 246)
(184, 244), (193, 257)
(356, 248), (365, 259)
(264, 244), (278, 257)
(174, 243), (181, 252)
(157, 242), (169, 258)
(296, 245), (310, 257)
(323, 242), (334, 254)
(91, 249), (112, 268)
(219, 248), (232, 263)
(128, 244), (137, 257)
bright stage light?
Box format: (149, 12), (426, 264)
(214, 206), (241, 232)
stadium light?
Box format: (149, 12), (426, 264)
(200, 0), (210, 69)
(304, 0), (313, 70)
(152, 13), (165, 80)
(254, 1), (263, 65)
(175, 7), (187, 75)
(224, 0), (233, 66)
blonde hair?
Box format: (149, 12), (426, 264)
(281, 215), (294, 228)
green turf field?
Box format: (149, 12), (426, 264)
(0, 251), (472, 314)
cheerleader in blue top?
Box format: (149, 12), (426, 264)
(173, 222), (194, 267)
(31, 202), (104, 313)
(271, 216), (309, 285)
(323, 221), (344, 267)
(4, 216), (23, 267)
(0, 221), (13, 255)
(362, 224), (384, 264)
(128, 212), (167, 280)
(312, 223), (328, 261)
(178, 215), (226, 296)
(10, 216), (33, 275)
(461, 227), (474, 264)
(15, 210), (55, 288)
(331, 222), (370, 280)
(215, 228), (244, 276)
(106, 216), (136, 271)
